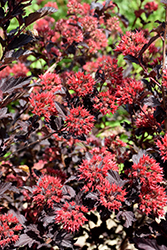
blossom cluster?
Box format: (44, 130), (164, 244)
(65, 106), (95, 136)
(131, 154), (167, 217)
(78, 147), (126, 211)
(29, 73), (62, 122)
(156, 133), (167, 162)
(0, 213), (22, 247)
(55, 201), (88, 232)
(0, 62), (29, 79)
(32, 175), (63, 208)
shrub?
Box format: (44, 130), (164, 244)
(0, 0), (167, 249)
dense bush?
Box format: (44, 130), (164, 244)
(0, 0), (167, 249)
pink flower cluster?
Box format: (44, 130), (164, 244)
(115, 30), (147, 57)
(0, 213), (22, 247)
(0, 62), (29, 79)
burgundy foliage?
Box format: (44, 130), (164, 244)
(0, 0), (167, 249)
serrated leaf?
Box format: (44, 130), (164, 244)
(8, 34), (33, 50)
(124, 55), (139, 64)
(107, 169), (128, 186)
(133, 237), (167, 250)
(54, 101), (67, 118)
(0, 76), (31, 95)
(132, 150), (147, 164)
(143, 95), (160, 107)
(14, 234), (36, 247)
(0, 182), (12, 197)
(62, 185), (76, 198)
(25, 7), (57, 27)
(117, 211), (136, 228)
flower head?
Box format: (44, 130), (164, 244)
(0, 213), (22, 247)
(156, 133), (167, 162)
(131, 154), (167, 217)
(55, 201), (88, 232)
(79, 147), (118, 192)
(32, 175), (63, 208)
(65, 106), (95, 136)
(67, 72), (95, 97)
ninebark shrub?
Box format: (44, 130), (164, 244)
(0, 0), (167, 249)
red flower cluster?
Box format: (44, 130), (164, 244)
(144, 1), (158, 12)
(65, 106), (95, 136)
(106, 16), (122, 34)
(115, 30), (147, 57)
(135, 105), (157, 128)
(78, 147), (118, 191)
(78, 147), (126, 211)
(67, 0), (91, 16)
(44, 1), (58, 9)
(98, 181), (126, 211)
(55, 201), (88, 232)
(84, 55), (123, 86)
(93, 91), (118, 115)
(131, 154), (167, 217)
(162, 68), (167, 88)
(29, 72), (62, 122)
(67, 72), (95, 97)
(32, 175), (63, 208)
(0, 213), (22, 247)
(156, 133), (167, 162)
(54, 0), (108, 54)
(84, 56), (123, 114)
(0, 62), (29, 79)
(34, 17), (55, 39)
(116, 78), (144, 106)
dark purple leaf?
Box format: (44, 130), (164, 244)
(62, 185), (76, 198)
(0, 182), (12, 197)
(42, 215), (55, 227)
(61, 239), (73, 248)
(64, 176), (77, 184)
(0, 107), (10, 118)
(133, 237), (167, 250)
(132, 150), (147, 164)
(117, 211), (136, 228)
(85, 193), (98, 200)
(8, 34), (33, 50)
(124, 55), (140, 64)
(107, 169), (128, 187)
(14, 234), (37, 248)
(0, 76), (31, 95)
(0, 7), (4, 19)
(138, 34), (159, 59)
(54, 101), (67, 118)
(117, 13), (129, 28)
(12, 48), (33, 60)
(8, 209), (26, 225)
(143, 95), (160, 107)
(25, 7), (57, 27)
